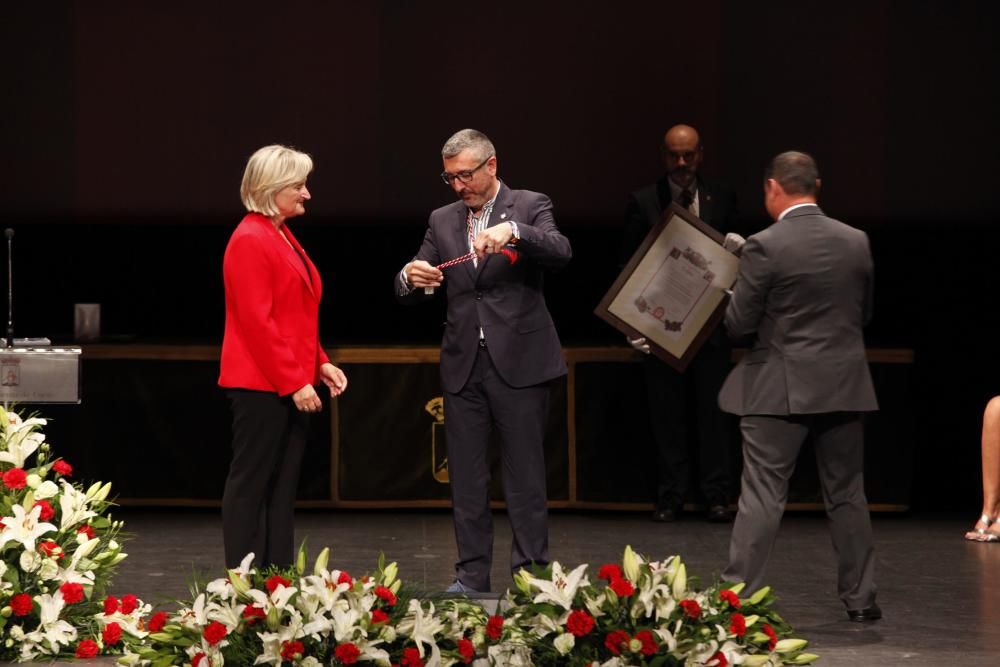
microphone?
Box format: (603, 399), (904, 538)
(5, 228), (13, 348)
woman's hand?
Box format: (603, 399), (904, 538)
(292, 384), (323, 412)
(320, 363), (348, 397)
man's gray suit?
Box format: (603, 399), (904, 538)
(719, 204), (878, 610)
(397, 182), (571, 591)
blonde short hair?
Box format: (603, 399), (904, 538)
(240, 145), (313, 216)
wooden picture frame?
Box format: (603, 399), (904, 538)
(595, 203), (740, 371)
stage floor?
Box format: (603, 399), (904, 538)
(110, 509), (998, 666)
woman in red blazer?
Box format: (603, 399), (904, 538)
(219, 144), (347, 568)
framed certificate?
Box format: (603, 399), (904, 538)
(595, 203), (740, 372)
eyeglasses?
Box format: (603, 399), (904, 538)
(441, 156), (492, 185)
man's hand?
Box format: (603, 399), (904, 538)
(473, 222), (514, 259)
(319, 362), (348, 397)
(627, 336), (651, 354)
(404, 260), (443, 288)
(723, 232), (746, 254)
(292, 384), (322, 412)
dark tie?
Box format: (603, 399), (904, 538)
(678, 189), (694, 209)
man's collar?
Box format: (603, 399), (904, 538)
(777, 202), (818, 220)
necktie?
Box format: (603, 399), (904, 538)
(678, 189), (694, 210)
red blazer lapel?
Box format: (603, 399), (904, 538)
(280, 224), (320, 301)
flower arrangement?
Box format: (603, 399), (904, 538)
(0, 406), (148, 662)
(124, 544), (817, 666)
(497, 546), (818, 667)
(127, 546), (490, 666)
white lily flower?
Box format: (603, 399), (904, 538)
(397, 599), (446, 661)
(0, 417), (46, 467)
(523, 562), (589, 610)
(207, 597), (245, 630)
(0, 503), (57, 552)
(58, 480), (97, 531)
(330, 606), (362, 642)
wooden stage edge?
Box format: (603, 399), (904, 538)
(115, 498), (909, 513)
(80, 344), (915, 365)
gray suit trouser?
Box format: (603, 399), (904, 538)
(443, 345), (550, 592)
(723, 413), (877, 610)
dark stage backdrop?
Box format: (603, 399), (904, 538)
(2, 2), (999, 511)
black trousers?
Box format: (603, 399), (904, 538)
(222, 389), (309, 568)
(644, 342), (733, 509)
(443, 345), (551, 592)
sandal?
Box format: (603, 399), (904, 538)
(965, 514), (999, 542)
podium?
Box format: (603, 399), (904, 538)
(0, 347), (82, 404)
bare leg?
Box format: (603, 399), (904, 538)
(966, 397), (1000, 540)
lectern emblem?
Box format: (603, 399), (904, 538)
(1, 360), (19, 387)
(425, 397), (449, 483)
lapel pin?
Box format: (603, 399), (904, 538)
(500, 213), (507, 220)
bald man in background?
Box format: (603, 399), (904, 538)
(621, 124), (741, 523)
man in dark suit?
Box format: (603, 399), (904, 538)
(719, 151), (881, 622)
(397, 128), (571, 593)
(621, 124), (740, 523)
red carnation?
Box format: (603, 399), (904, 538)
(203, 620), (228, 645)
(486, 615), (504, 641)
(337, 571), (353, 585)
(720, 589), (741, 608)
(102, 622), (122, 646)
(375, 585), (397, 606)
(283, 640), (307, 662)
(566, 609), (595, 637)
(10, 593), (33, 616)
(3, 468), (27, 490)
(762, 623), (777, 650)
(371, 608), (389, 624)
(457, 638), (475, 663)
(104, 596), (119, 615)
(121, 594), (138, 614)
(679, 598), (701, 619)
(52, 460), (73, 476)
(34, 500), (55, 522)
(192, 652), (209, 667)
(729, 612), (747, 637)
(609, 576), (635, 597)
(148, 611), (168, 632)
(604, 629), (630, 656)
(60, 582), (85, 604)
(635, 630), (657, 656)
(710, 651), (729, 667)
(597, 563), (623, 581)
(77, 525), (96, 540)
(75, 639), (99, 659)
(265, 575), (291, 593)
(401, 647), (424, 667)
(242, 605), (266, 624)
(38, 541), (62, 559)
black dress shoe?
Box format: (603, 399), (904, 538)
(707, 505), (733, 523)
(846, 604), (882, 622)
(651, 506), (681, 522)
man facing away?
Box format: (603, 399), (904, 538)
(396, 129), (571, 593)
(719, 151), (881, 622)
